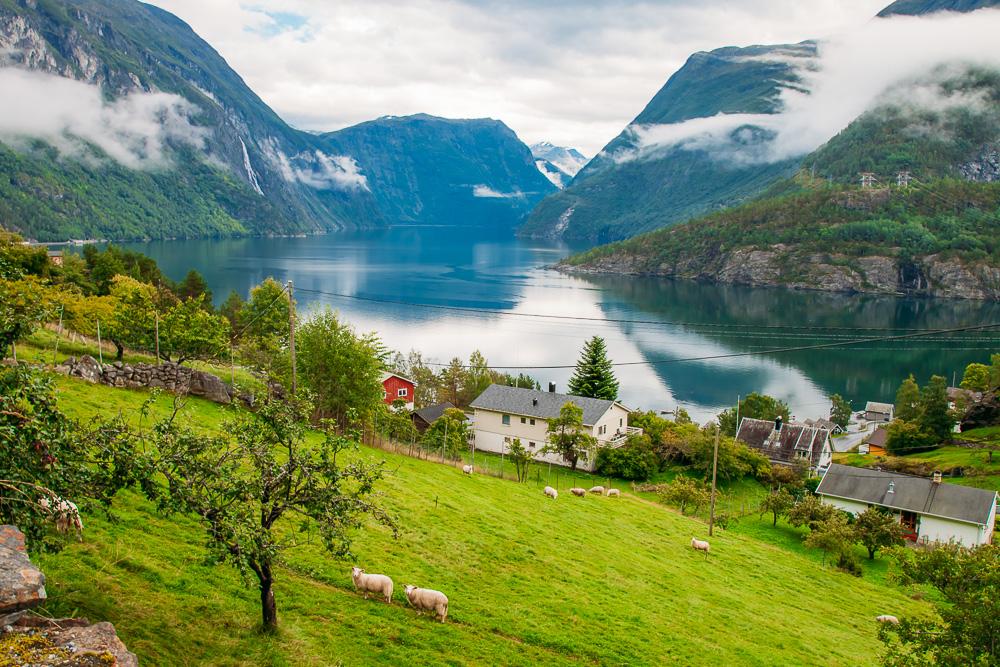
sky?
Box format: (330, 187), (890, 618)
(146, 0), (890, 155)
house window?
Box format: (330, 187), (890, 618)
(619, 418), (623, 427)
(529, 441), (535, 448)
(530, 419), (535, 426)
(502, 414), (511, 426)
(397, 388), (408, 397)
(504, 437), (511, 444)
(520, 417), (526, 424)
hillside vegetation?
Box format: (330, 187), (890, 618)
(562, 179), (1000, 299)
(30, 375), (927, 666)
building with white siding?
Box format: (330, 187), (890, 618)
(816, 464), (997, 546)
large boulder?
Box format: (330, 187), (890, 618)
(0, 525), (46, 625)
(57, 355), (103, 383)
(187, 369), (232, 404)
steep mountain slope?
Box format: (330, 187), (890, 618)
(520, 43), (813, 243)
(878, 0), (1000, 15)
(530, 142), (588, 188)
(0, 0), (383, 241)
(319, 114), (556, 227)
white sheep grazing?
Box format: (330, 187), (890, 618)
(543, 486), (558, 500)
(691, 538), (711, 556)
(39, 496), (83, 537)
(588, 486), (605, 495)
(462, 465), (473, 475)
(404, 585), (449, 622)
(606, 488), (621, 498)
(570, 487), (586, 497)
(351, 566), (394, 603)
(876, 615), (900, 625)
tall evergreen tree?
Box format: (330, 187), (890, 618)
(567, 336), (619, 400)
(918, 375), (953, 443)
(894, 375), (921, 422)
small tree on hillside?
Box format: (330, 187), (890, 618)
(918, 375), (953, 443)
(160, 295), (229, 364)
(717, 392), (790, 436)
(853, 507), (904, 560)
(787, 494), (838, 532)
(421, 408), (469, 459)
(829, 394), (852, 430)
(759, 488), (796, 527)
(542, 402), (597, 471)
(960, 362), (991, 393)
(879, 543), (999, 665)
(149, 397), (396, 632)
(805, 513), (857, 571)
(567, 336), (619, 401)
(508, 438), (532, 483)
(657, 476), (710, 516)
(894, 375), (921, 422)
(0, 276), (59, 359)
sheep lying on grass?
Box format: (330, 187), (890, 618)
(351, 567), (394, 603)
(606, 488), (620, 498)
(691, 538), (710, 556)
(462, 465), (473, 474)
(588, 486), (605, 495)
(876, 615), (899, 625)
(404, 585), (449, 622)
(39, 496), (83, 537)
(570, 488), (586, 497)
(543, 486), (558, 499)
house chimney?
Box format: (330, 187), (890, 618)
(887, 481), (895, 494)
(932, 471), (942, 485)
(532, 398), (538, 406)
(548, 382), (556, 393)
(774, 416), (783, 432)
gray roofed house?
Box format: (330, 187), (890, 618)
(817, 464), (997, 546)
(411, 401), (460, 433)
(469, 384), (621, 426)
(864, 401), (894, 423)
(735, 417), (832, 471)
(468, 384), (635, 472)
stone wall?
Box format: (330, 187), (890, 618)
(56, 355), (232, 404)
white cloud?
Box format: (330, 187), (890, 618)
(472, 184), (521, 198)
(262, 139), (368, 190)
(0, 67), (206, 169)
(621, 9), (1000, 166)
(146, 0), (887, 155)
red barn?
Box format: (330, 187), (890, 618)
(381, 371), (416, 411)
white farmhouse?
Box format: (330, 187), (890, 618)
(468, 384), (635, 472)
(817, 464), (997, 546)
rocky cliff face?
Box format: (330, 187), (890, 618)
(563, 248), (1000, 300)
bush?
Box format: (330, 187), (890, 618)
(594, 437), (657, 481)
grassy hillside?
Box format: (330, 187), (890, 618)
(27, 374), (929, 666)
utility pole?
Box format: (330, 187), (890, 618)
(860, 172), (875, 189)
(708, 427), (720, 537)
(154, 311), (161, 365)
(287, 280), (296, 395)
(96, 318), (103, 365)
(896, 171), (912, 188)
(52, 305), (64, 364)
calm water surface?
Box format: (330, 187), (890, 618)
(124, 226), (1000, 423)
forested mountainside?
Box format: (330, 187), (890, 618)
(0, 0), (552, 241)
(320, 115), (556, 228)
(522, 0), (1000, 244)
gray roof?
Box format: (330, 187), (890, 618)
(735, 417), (830, 465)
(816, 464), (998, 526)
(412, 402), (458, 424)
(469, 384), (620, 425)
(865, 401), (893, 414)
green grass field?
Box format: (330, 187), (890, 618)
(27, 374), (931, 666)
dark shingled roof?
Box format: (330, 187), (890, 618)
(469, 384), (620, 425)
(817, 464), (998, 526)
(865, 401), (893, 414)
(412, 402), (458, 424)
(735, 417), (830, 465)
(867, 426), (888, 448)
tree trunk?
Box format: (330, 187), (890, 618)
(113, 339), (124, 361)
(772, 513), (778, 527)
(867, 547), (876, 560)
(258, 565), (278, 632)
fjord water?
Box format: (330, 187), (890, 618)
(125, 226), (1000, 423)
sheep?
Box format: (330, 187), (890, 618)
(462, 465), (473, 475)
(543, 486), (558, 500)
(404, 585), (449, 622)
(691, 538), (710, 557)
(606, 488), (621, 498)
(588, 486), (605, 495)
(876, 615), (900, 625)
(38, 496), (83, 537)
(570, 487), (586, 497)
(351, 566), (394, 604)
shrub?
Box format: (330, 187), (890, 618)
(594, 436), (657, 481)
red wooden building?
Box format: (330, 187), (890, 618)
(381, 372), (416, 411)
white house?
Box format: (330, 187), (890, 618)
(816, 464), (997, 546)
(468, 384), (635, 472)
(735, 417), (833, 472)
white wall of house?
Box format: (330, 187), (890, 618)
(471, 403), (632, 473)
(822, 497), (869, 516)
(821, 494), (996, 546)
